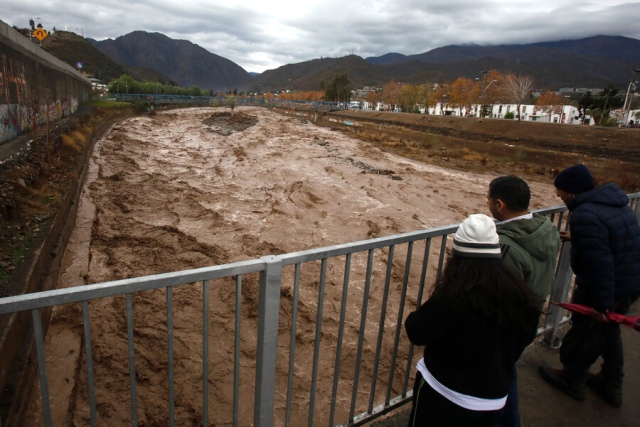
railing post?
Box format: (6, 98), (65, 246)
(543, 242), (573, 346)
(254, 256), (282, 427)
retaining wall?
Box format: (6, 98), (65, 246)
(0, 19), (91, 144)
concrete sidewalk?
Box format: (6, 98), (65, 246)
(372, 302), (640, 427)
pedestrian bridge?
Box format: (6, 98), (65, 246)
(1, 197), (639, 427)
(114, 94), (355, 111)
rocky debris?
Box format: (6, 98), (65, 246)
(207, 127), (233, 136)
(360, 169), (396, 175)
(202, 112), (258, 133)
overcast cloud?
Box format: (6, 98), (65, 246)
(4, 0), (640, 73)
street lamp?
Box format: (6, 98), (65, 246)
(622, 69), (640, 126)
(475, 77), (498, 96)
(475, 74), (497, 117)
(398, 82), (403, 112)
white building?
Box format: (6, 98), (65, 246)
(421, 102), (593, 125)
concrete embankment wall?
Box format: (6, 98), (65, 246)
(0, 114), (122, 426)
(0, 19), (92, 145)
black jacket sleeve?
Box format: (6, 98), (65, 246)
(405, 299), (449, 347)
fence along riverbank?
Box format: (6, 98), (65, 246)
(1, 195), (639, 426)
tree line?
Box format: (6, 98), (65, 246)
(364, 70), (628, 125)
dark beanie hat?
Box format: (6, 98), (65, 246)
(554, 164), (595, 194)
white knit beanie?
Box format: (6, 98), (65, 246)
(452, 214), (501, 258)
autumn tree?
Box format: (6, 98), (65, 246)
(435, 83), (450, 114)
(423, 84), (439, 114)
(501, 74), (535, 121)
(381, 81), (401, 107)
(305, 91), (324, 101)
(366, 91), (380, 107)
(535, 90), (564, 122)
(448, 78), (479, 116)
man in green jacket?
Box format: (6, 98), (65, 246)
(488, 176), (561, 427)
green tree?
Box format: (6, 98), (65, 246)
(596, 85), (620, 125)
(400, 84), (427, 112)
(579, 91), (595, 110)
(321, 72), (352, 102)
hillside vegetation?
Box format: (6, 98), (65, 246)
(41, 31), (176, 85)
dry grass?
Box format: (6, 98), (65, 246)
(445, 148), (466, 159)
(594, 174), (639, 193)
(61, 125), (93, 154)
(21, 182), (67, 217)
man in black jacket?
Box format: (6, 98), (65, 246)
(539, 164), (640, 407)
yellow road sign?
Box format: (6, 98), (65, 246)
(33, 28), (48, 41)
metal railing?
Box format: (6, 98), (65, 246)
(113, 94), (354, 111)
(1, 195), (639, 427)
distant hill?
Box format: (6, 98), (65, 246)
(364, 53), (406, 65)
(248, 72), (261, 77)
(41, 31), (176, 85)
(247, 36), (639, 92)
(244, 55), (443, 93)
(89, 31), (252, 90)
(367, 35), (640, 65)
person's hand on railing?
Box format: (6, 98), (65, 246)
(559, 231), (571, 242)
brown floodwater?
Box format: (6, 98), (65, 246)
(24, 107), (564, 427)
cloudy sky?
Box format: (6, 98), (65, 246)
(4, 1), (640, 73)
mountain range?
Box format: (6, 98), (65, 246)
(41, 30), (640, 93)
(88, 32), (252, 91)
(248, 35), (639, 92)
(41, 31), (177, 85)
(365, 36), (640, 64)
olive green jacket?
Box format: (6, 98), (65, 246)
(497, 214), (561, 310)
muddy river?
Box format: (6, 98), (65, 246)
(25, 107), (562, 426)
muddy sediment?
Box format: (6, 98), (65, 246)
(24, 107), (562, 426)
(321, 110), (640, 190)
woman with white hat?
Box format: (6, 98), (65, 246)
(405, 214), (539, 426)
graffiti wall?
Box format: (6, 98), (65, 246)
(0, 21), (90, 144)
(0, 98), (78, 142)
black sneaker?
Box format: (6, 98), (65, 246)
(586, 372), (622, 408)
(538, 364), (586, 401)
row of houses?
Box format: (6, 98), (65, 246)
(358, 101), (640, 126)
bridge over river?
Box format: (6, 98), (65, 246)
(115, 93), (355, 111)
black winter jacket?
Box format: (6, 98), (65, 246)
(567, 182), (640, 311)
(405, 299), (536, 399)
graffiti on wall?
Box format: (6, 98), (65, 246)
(1, 40), (88, 144)
(0, 97), (78, 144)
(0, 104), (29, 139)
(1, 55), (28, 105)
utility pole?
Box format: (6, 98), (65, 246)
(598, 89), (611, 126)
(622, 69), (640, 126)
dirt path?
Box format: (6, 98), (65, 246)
(25, 107), (561, 427)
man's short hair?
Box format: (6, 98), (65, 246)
(489, 176), (530, 212)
